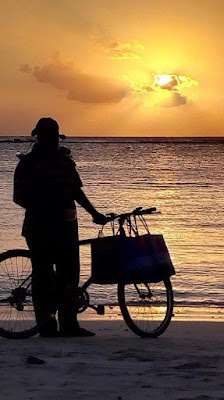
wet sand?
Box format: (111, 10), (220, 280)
(0, 319), (223, 400)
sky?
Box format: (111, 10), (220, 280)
(1, 0), (224, 136)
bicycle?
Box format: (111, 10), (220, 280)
(0, 207), (174, 339)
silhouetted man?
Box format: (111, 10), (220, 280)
(14, 117), (107, 337)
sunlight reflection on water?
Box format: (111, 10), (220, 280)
(0, 139), (223, 314)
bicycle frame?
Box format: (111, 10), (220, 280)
(0, 206), (175, 339)
(7, 209), (156, 296)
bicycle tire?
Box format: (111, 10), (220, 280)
(118, 278), (173, 338)
(0, 249), (38, 339)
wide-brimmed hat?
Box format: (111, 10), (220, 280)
(31, 117), (59, 137)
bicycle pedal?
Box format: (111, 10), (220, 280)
(96, 305), (105, 315)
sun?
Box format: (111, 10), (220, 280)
(154, 74), (173, 87)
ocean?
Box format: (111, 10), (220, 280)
(0, 136), (224, 319)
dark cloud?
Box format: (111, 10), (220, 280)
(142, 85), (154, 92)
(164, 91), (188, 107)
(19, 64), (33, 73)
(20, 58), (129, 104)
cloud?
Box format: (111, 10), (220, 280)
(154, 74), (199, 90)
(164, 91), (188, 107)
(92, 35), (144, 60)
(123, 72), (198, 107)
(20, 56), (129, 104)
(109, 41), (144, 60)
(141, 85), (154, 92)
(151, 73), (198, 107)
(19, 64), (33, 73)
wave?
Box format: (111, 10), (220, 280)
(134, 182), (210, 188)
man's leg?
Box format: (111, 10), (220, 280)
(56, 221), (95, 336)
(56, 221), (95, 337)
(26, 237), (57, 335)
(56, 221), (80, 331)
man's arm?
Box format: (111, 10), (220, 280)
(74, 188), (107, 225)
(13, 159), (33, 209)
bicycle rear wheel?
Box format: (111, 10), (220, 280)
(118, 279), (173, 338)
(0, 249), (38, 339)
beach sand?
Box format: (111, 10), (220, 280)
(0, 318), (223, 400)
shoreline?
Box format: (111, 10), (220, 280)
(77, 305), (224, 322)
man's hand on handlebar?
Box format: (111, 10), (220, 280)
(92, 211), (108, 225)
(92, 206), (159, 225)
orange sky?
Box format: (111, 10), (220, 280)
(1, 0), (224, 136)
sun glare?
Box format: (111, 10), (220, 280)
(154, 74), (172, 87)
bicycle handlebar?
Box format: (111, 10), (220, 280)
(105, 207), (159, 222)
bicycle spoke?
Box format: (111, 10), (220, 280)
(10, 257), (18, 286)
(118, 279), (173, 337)
(15, 257), (19, 285)
(1, 260), (15, 288)
(0, 251), (38, 338)
(21, 257), (30, 283)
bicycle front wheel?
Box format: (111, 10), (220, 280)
(0, 249), (38, 339)
(118, 279), (173, 338)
